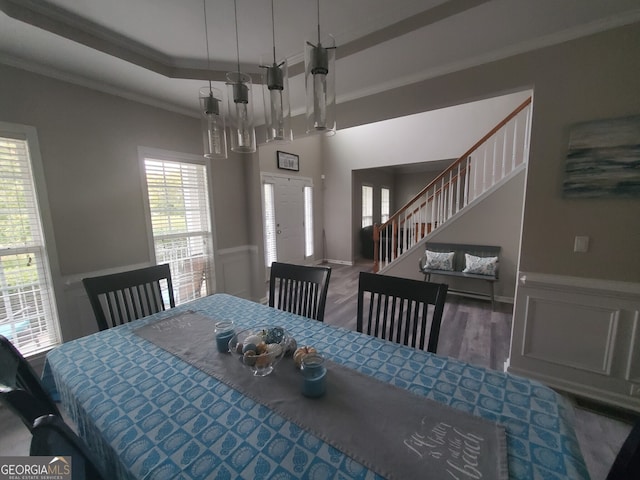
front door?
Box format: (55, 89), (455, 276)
(262, 173), (311, 266)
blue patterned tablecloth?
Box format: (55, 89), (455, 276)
(42, 294), (588, 480)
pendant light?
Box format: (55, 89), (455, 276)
(304, 0), (336, 135)
(199, 0), (227, 159)
(260, 0), (292, 143)
(226, 0), (256, 153)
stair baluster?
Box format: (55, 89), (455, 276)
(373, 97), (532, 273)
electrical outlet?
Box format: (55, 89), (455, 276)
(630, 384), (640, 397)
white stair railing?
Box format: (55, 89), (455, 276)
(374, 97), (532, 272)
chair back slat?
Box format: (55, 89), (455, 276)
(607, 418), (640, 480)
(31, 414), (108, 480)
(83, 264), (175, 331)
(0, 335), (61, 431)
(269, 262), (332, 322)
(357, 272), (448, 353)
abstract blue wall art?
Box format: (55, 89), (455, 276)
(563, 115), (640, 198)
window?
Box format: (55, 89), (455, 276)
(0, 127), (61, 356)
(304, 186), (314, 258)
(263, 182), (277, 267)
(142, 150), (214, 305)
(362, 185), (373, 227)
(381, 187), (390, 223)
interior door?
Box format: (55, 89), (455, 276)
(262, 173), (310, 266)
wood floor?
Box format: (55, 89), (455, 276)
(323, 260), (513, 371)
(1, 261), (634, 479)
(322, 260), (634, 480)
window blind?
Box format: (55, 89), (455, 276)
(381, 187), (390, 223)
(362, 185), (373, 227)
(144, 158), (213, 305)
(263, 183), (277, 267)
(0, 136), (61, 356)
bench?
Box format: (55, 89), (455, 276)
(418, 242), (501, 309)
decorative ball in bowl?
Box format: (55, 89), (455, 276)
(228, 326), (290, 376)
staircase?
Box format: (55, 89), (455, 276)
(373, 97), (532, 272)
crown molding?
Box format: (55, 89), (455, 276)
(0, 0), (490, 82)
(0, 53), (200, 118)
(3, 0), (638, 119)
(0, 0), (260, 82)
(336, 11), (640, 107)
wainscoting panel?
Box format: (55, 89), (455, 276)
(626, 311), (640, 383)
(509, 272), (640, 412)
(216, 246), (253, 300)
(521, 297), (618, 375)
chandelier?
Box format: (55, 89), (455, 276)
(199, 0), (336, 159)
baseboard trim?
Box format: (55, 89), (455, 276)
(568, 395), (639, 424)
(446, 290), (514, 305)
(325, 259), (354, 266)
(508, 365), (640, 413)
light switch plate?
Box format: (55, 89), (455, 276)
(574, 236), (589, 253)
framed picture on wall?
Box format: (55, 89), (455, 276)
(563, 114), (640, 198)
(277, 151), (299, 171)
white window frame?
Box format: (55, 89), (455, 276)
(304, 185), (314, 258)
(139, 147), (216, 305)
(381, 187), (391, 223)
(0, 122), (63, 357)
(262, 182), (277, 267)
(362, 185), (373, 228)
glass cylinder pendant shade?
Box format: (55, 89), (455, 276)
(304, 35), (336, 135)
(225, 71), (256, 153)
(199, 86), (227, 159)
(262, 59), (292, 143)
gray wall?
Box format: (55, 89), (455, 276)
(2, 21), (638, 343)
(0, 63), (251, 339)
(322, 91), (531, 263)
(389, 169), (526, 300)
(323, 22), (640, 283)
(394, 170), (442, 210)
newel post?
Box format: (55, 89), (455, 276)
(373, 223), (379, 273)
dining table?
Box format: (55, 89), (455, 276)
(41, 293), (589, 480)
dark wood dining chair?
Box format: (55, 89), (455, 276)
(82, 264), (175, 331)
(31, 414), (108, 480)
(357, 272), (448, 353)
(269, 262), (332, 322)
(606, 418), (640, 480)
(0, 335), (61, 430)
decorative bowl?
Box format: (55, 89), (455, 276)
(228, 326), (291, 376)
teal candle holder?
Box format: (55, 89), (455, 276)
(301, 353), (327, 398)
(214, 321), (235, 353)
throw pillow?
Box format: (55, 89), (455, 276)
(425, 250), (455, 271)
(463, 254), (498, 276)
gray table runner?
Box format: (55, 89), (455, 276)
(135, 311), (508, 480)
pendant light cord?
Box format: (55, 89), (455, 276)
(203, 0), (212, 91)
(316, 0), (321, 44)
(271, 0), (276, 63)
(234, 0), (240, 73)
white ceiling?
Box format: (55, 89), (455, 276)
(1, 0), (639, 122)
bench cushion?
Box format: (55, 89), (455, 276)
(421, 242), (501, 279)
(420, 242), (501, 309)
(424, 250), (455, 271)
(462, 253), (499, 276)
